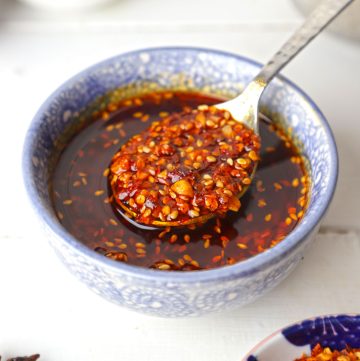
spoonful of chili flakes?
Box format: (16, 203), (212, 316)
(109, 0), (353, 229)
(110, 106), (259, 228)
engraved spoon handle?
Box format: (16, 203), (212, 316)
(255, 0), (354, 84)
(216, 0), (354, 133)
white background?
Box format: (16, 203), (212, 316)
(0, 0), (359, 359)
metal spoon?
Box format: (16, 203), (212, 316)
(116, 0), (353, 230)
(216, 0), (353, 133)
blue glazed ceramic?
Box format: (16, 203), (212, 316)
(22, 47), (338, 317)
(244, 314), (360, 361)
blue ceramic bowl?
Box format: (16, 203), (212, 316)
(243, 314), (360, 361)
(22, 47), (338, 317)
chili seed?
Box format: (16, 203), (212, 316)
(292, 178), (299, 187)
(237, 243), (248, 249)
(170, 234), (178, 243)
(206, 155), (217, 163)
(225, 159), (233, 167)
(257, 199), (267, 208)
(109, 218), (118, 226)
(158, 263), (171, 270)
(189, 209), (200, 218)
(264, 214), (272, 222)
(133, 112), (143, 118)
(274, 182), (283, 190)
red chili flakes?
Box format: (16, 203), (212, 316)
(295, 344), (360, 361)
(246, 213), (254, 222)
(109, 106), (260, 226)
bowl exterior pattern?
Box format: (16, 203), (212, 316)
(47, 226), (316, 317)
(246, 315), (360, 361)
(23, 48), (337, 317)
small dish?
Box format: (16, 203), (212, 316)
(243, 314), (360, 361)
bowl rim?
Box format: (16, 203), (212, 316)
(22, 46), (339, 283)
(241, 313), (360, 361)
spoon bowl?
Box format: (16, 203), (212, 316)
(116, 200), (214, 230)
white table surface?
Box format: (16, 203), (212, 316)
(0, 0), (360, 359)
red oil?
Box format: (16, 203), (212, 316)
(52, 91), (309, 271)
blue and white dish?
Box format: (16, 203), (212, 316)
(22, 47), (338, 317)
(244, 314), (360, 361)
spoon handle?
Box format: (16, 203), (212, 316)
(256, 0), (354, 84)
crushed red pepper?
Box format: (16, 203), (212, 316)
(51, 91), (310, 271)
(295, 344), (360, 361)
(109, 105), (260, 226)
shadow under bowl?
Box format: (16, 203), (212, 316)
(22, 47), (338, 317)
